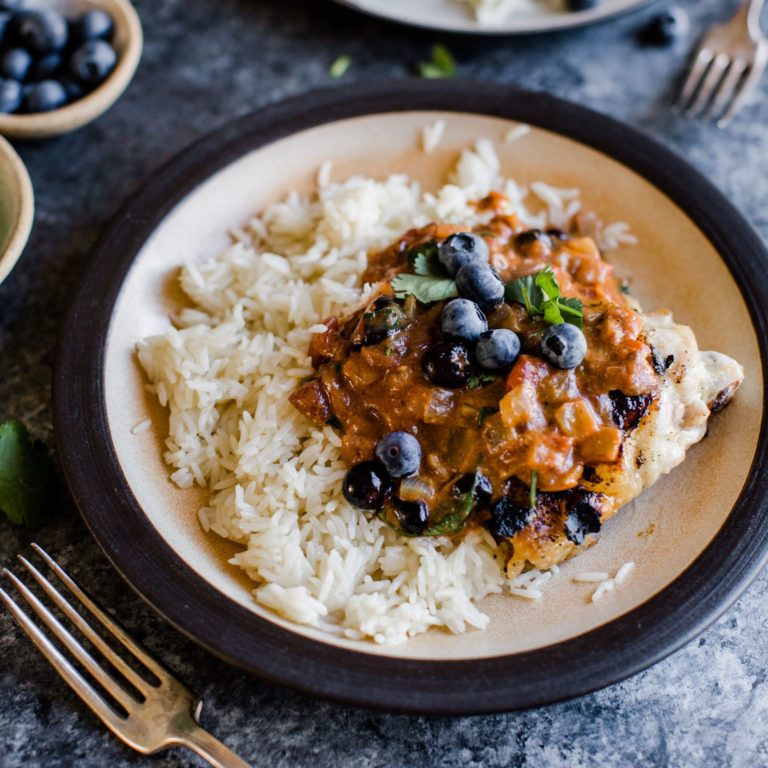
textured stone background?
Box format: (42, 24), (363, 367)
(2, 0), (768, 766)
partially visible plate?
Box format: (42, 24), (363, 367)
(54, 80), (768, 713)
(331, 0), (655, 35)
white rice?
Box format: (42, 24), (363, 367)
(137, 139), (632, 644)
(131, 419), (152, 435)
(505, 124), (531, 144)
(421, 119), (446, 153)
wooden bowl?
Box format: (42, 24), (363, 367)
(0, 134), (34, 285)
(0, 0), (142, 139)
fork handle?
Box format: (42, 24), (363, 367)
(747, 0), (766, 33)
(173, 724), (253, 768)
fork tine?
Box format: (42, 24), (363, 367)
(674, 48), (714, 111)
(718, 51), (768, 126)
(0, 583), (127, 735)
(3, 568), (138, 712)
(18, 555), (153, 695)
(705, 58), (748, 120)
(31, 543), (169, 682)
(685, 52), (730, 117)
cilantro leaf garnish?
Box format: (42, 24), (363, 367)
(391, 273), (458, 304)
(417, 44), (457, 79)
(0, 421), (56, 528)
(406, 240), (442, 275)
(505, 266), (583, 329)
(328, 55), (351, 78)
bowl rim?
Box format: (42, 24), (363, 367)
(53, 79), (768, 714)
(0, 134), (34, 285)
(0, 0), (143, 139)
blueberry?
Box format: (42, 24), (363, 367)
(546, 228), (570, 241)
(514, 229), (552, 251)
(451, 472), (492, 509)
(0, 0), (23, 10)
(565, 0), (598, 9)
(342, 461), (390, 510)
(69, 39), (116, 85)
(71, 9), (113, 43)
(360, 296), (406, 346)
(564, 502), (602, 545)
(22, 79), (66, 112)
(0, 77), (21, 112)
(440, 298), (487, 342)
(488, 497), (534, 539)
(475, 329), (521, 372)
(0, 47), (31, 80)
(641, 7), (689, 46)
(421, 340), (474, 389)
(375, 431), (421, 478)
(0, 10), (13, 44)
(438, 232), (489, 276)
(28, 51), (62, 81)
(455, 262), (505, 310)
(59, 75), (84, 102)
(540, 323), (587, 369)
(16, 9), (68, 54)
(392, 498), (430, 535)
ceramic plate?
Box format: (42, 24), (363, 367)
(54, 80), (768, 714)
(330, 0), (654, 35)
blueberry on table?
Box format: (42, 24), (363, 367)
(17, 9), (69, 55)
(421, 340), (474, 388)
(22, 79), (68, 112)
(440, 298), (488, 342)
(71, 9), (114, 43)
(438, 232), (489, 276)
(342, 461), (390, 510)
(392, 497), (430, 535)
(29, 51), (62, 81)
(451, 472), (492, 510)
(0, 77), (21, 113)
(641, 7), (689, 47)
(540, 323), (587, 369)
(455, 262), (505, 310)
(375, 431), (421, 478)
(69, 39), (117, 85)
(475, 328), (521, 372)
(0, 47), (31, 81)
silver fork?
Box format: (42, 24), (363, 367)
(0, 544), (252, 768)
(674, 0), (768, 127)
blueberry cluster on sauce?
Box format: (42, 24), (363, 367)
(291, 215), (660, 558)
(338, 232), (588, 537)
(0, 3), (117, 114)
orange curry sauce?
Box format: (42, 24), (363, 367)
(290, 193), (659, 545)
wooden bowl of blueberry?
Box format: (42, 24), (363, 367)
(0, 0), (142, 138)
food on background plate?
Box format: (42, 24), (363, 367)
(0, 6), (117, 115)
(137, 138), (742, 644)
(456, 0), (599, 24)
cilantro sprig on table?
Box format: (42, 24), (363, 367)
(0, 421), (56, 528)
(417, 45), (457, 79)
(505, 266), (583, 329)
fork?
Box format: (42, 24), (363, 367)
(674, 0), (768, 127)
(0, 544), (252, 768)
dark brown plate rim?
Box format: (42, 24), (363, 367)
(53, 79), (768, 715)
